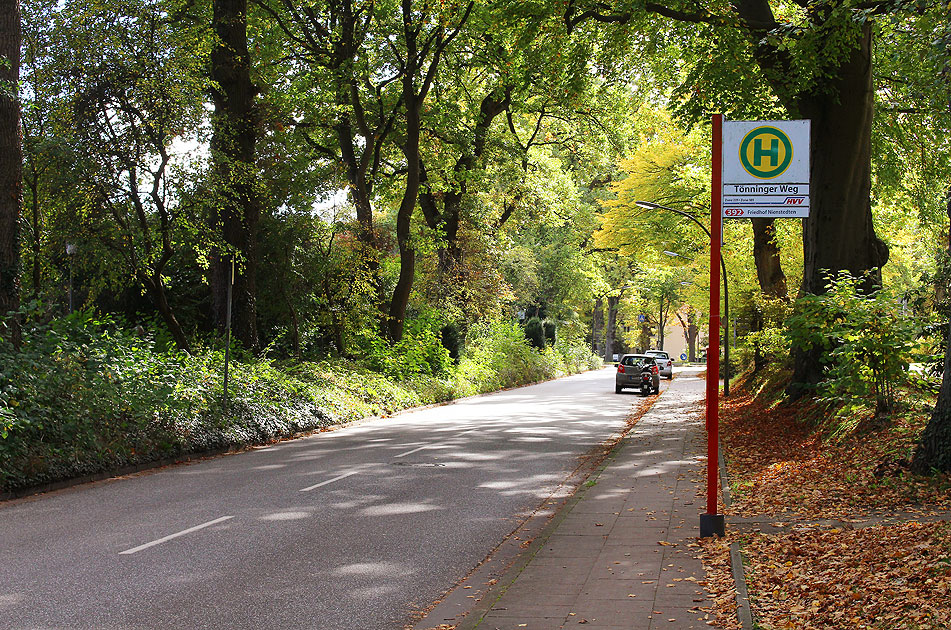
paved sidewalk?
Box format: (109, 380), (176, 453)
(450, 370), (715, 630)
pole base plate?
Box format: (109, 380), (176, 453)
(700, 513), (726, 538)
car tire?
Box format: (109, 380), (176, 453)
(615, 384), (623, 393)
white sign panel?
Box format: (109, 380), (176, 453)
(722, 120), (810, 218)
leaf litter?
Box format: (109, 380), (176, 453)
(697, 390), (951, 629)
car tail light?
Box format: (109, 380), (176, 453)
(652, 365), (659, 375)
(617, 365), (625, 374)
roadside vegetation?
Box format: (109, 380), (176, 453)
(699, 274), (951, 629)
(0, 309), (599, 494)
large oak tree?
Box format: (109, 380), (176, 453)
(210, 0), (262, 350)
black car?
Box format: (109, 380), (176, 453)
(614, 354), (660, 394)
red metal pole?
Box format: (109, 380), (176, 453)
(707, 114), (723, 518)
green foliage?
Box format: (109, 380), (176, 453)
(742, 327), (790, 366)
(353, 311), (452, 381)
(523, 317), (546, 350)
(456, 319), (600, 396)
(0, 306), (194, 489)
(596, 110), (709, 262)
(736, 294), (795, 370)
(459, 320), (546, 392)
(787, 274), (919, 416)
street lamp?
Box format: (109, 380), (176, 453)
(636, 201), (730, 397)
(663, 250), (692, 261)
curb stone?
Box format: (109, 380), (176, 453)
(721, 434), (753, 630)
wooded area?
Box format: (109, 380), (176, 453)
(1, 0), (950, 488)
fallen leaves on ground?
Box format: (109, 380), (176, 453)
(697, 537), (742, 630)
(720, 393), (951, 518)
(741, 521), (951, 629)
(697, 387), (951, 629)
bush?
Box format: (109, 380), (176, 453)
(787, 274), (918, 415)
(352, 311), (452, 381)
(736, 293), (793, 372)
(554, 337), (603, 373)
(0, 308), (195, 490)
(459, 319), (547, 393)
(457, 319), (601, 395)
(523, 317), (546, 350)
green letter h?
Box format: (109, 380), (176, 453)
(753, 138), (779, 167)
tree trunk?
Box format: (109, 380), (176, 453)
(143, 274), (191, 354)
(29, 170), (39, 298)
(0, 0), (21, 347)
(797, 24), (888, 296)
(209, 0), (260, 350)
(912, 322), (951, 474)
(675, 310), (696, 362)
(731, 1), (889, 391)
(639, 323), (651, 354)
(387, 42), (423, 342)
(387, 0), (471, 341)
(788, 24), (889, 391)
(688, 321), (698, 362)
(751, 218), (788, 298)
(603, 295), (618, 363)
(911, 194), (951, 474)
(592, 297), (603, 356)
(336, 109), (377, 251)
(418, 90), (508, 275)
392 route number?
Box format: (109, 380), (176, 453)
(724, 208), (745, 217)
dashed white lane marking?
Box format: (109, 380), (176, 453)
(299, 470), (360, 492)
(119, 516), (234, 555)
(393, 445), (431, 458)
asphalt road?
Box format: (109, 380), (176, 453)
(0, 367), (667, 630)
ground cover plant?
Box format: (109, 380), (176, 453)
(0, 310), (601, 494)
(699, 368), (951, 629)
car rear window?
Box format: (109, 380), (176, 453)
(622, 356), (651, 368)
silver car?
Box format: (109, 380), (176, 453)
(645, 350), (673, 379)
